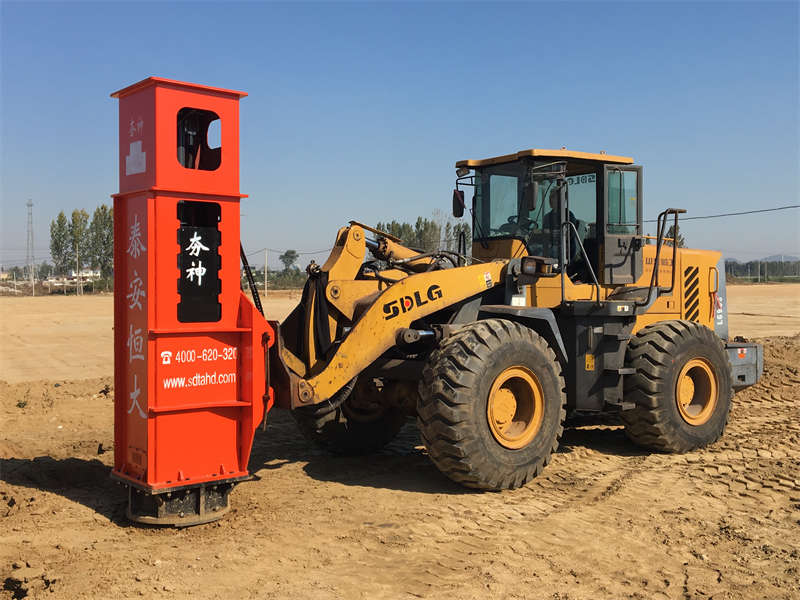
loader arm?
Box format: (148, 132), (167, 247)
(283, 261), (507, 408)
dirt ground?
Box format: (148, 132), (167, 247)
(1, 285), (799, 599)
(725, 284), (800, 337)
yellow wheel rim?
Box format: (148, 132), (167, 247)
(675, 358), (717, 426)
(487, 366), (544, 449)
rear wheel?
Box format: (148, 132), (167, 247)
(292, 377), (407, 454)
(418, 319), (566, 490)
(621, 320), (733, 452)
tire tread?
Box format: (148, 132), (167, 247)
(621, 320), (733, 452)
(418, 319), (566, 490)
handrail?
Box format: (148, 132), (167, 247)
(559, 220), (602, 305)
(636, 208), (686, 308)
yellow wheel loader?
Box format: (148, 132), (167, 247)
(265, 148), (762, 490)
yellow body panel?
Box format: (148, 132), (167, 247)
(473, 238), (607, 305)
(472, 237), (720, 335)
(630, 246), (721, 334)
(472, 238), (528, 261)
(529, 275), (607, 305)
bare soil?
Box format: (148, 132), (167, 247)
(1, 285), (799, 599)
(725, 283), (800, 338)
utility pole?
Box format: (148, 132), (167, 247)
(757, 261), (760, 283)
(264, 249), (268, 298)
(26, 199), (34, 296)
(76, 242), (82, 296)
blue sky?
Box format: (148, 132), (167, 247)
(1, 1), (798, 269)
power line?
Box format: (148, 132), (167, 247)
(245, 237), (468, 260)
(244, 247), (333, 258)
(1, 257), (52, 268)
(644, 204), (799, 223)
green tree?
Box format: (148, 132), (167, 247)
(279, 249), (299, 271)
(377, 214), (472, 255)
(50, 211), (70, 275)
(413, 217), (441, 252)
(376, 221), (415, 247)
(38, 262), (54, 279)
(88, 204), (114, 277)
(375, 218), (441, 251)
(69, 209), (90, 272)
(666, 224), (685, 248)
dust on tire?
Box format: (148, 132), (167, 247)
(418, 318), (566, 490)
(292, 378), (407, 454)
(622, 320), (733, 452)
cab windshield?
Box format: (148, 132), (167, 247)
(472, 160), (597, 258)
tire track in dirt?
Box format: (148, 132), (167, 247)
(3, 336), (800, 599)
(271, 428), (661, 597)
(286, 339), (800, 598)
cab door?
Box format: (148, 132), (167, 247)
(602, 165), (643, 284)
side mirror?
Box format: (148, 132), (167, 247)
(452, 189), (465, 218)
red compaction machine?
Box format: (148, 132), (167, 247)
(111, 77), (273, 525)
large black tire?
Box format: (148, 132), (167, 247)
(418, 319), (566, 490)
(621, 320), (733, 452)
(292, 378), (407, 455)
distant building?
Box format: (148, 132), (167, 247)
(69, 268), (101, 279)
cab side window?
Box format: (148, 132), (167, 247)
(607, 169), (638, 235)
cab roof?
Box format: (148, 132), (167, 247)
(455, 148), (634, 168)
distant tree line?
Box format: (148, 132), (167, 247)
(38, 209), (476, 292)
(268, 249), (307, 288)
(251, 267), (308, 289)
(250, 213), (472, 291)
(3, 264), (51, 281)
(725, 259), (800, 281)
(376, 212), (471, 254)
(49, 205), (113, 278)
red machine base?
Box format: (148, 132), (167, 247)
(120, 474), (252, 527)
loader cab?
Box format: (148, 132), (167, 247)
(454, 149), (643, 286)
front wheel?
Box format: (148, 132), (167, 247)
(292, 378), (407, 454)
(621, 320), (733, 452)
(418, 319), (566, 490)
